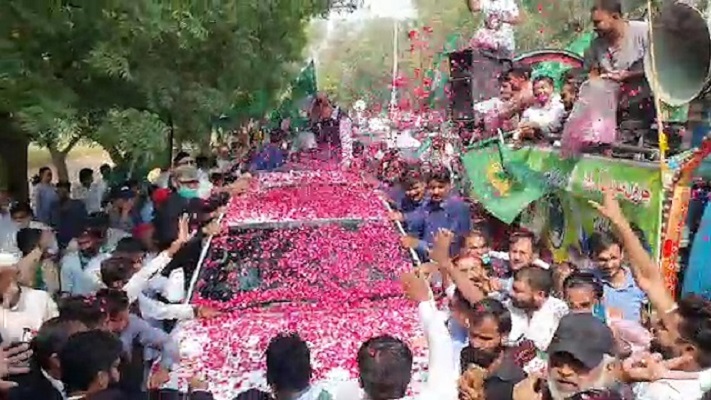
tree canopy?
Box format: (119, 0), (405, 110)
(1, 0), (341, 179)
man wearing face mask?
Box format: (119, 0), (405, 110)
(459, 298), (525, 400)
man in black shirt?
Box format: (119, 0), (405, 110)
(459, 298), (526, 400)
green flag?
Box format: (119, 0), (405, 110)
(461, 142), (549, 223)
(269, 61), (318, 129)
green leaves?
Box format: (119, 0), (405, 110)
(2, 0), (333, 174)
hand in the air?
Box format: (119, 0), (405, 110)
(400, 272), (432, 302)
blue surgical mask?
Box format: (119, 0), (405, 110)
(177, 187), (199, 199)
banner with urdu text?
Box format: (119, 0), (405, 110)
(462, 144), (663, 261)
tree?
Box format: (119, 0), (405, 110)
(0, 0), (337, 181)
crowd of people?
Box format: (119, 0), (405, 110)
(0, 145), (259, 399)
(469, 0), (658, 157)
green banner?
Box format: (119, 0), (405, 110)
(461, 143), (549, 223)
(463, 144), (663, 259)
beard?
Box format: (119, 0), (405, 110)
(460, 345), (503, 370)
(546, 368), (619, 400)
(650, 339), (678, 360)
(510, 297), (536, 311)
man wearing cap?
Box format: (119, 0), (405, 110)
(107, 185), (137, 234)
(513, 313), (624, 400)
(153, 165), (202, 249)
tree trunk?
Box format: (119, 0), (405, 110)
(48, 146), (70, 183)
(105, 147), (125, 167)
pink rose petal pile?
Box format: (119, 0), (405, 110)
(171, 299), (427, 399)
(226, 178), (386, 224)
(171, 165), (425, 399)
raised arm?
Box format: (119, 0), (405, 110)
(589, 187), (676, 317)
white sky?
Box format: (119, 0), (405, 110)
(333, 0), (416, 21)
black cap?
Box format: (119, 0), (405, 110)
(547, 313), (615, 369)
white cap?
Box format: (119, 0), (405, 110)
(0, 253), (19, 268)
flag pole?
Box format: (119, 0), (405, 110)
(389, 19), (399, 116)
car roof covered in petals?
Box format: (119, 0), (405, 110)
(169, 166), (424, 400)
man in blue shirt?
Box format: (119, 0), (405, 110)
(401, 167), (471, 259)
(250, 129), (287, 172)
(387, 169), (427, 227)
(589, 231), (647, 322)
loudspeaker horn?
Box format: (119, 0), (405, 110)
(644, 0), (711, 105)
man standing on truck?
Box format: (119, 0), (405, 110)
(583, 0), (653, 143)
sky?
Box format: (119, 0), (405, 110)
(332, 0), (417, 21)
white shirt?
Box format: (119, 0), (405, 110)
(85, 251), (172, 303)
(339, 113), (354, 167)
(633, 371), (711, 400)
(72, 183), (104, 213)
(334, 300), (457, 400)
(0, 287), (58, 342)
(138, 293), (195, 321)
(521, 94), (567, 134)
(147, 268), (187, 303)
(507, 296), (569, 372)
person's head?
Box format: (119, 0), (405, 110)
(357, 335), (413, 400)
(109, 186), (134, 210)
(591, 0), (624, 38)
(511, 266), (554, 311)
(553, 261), (578, 295)
(75, 227), (103, 258)
(532, 76), (555, 105)
(58, 296), (108, 330)
(0, 266), (19, 305)
(172, 165), (201, 199)
(113, 237), (145, 265)
(32, 317), (88, 377)
(651, 295), (711, 369)
(508, 231), (537, 271)
(10, 201), (34, 229)
(454, 255), (484, 283)
(100, 257), (136, 290)
(265, 333), (312, 396)
(132, 223), (155, 250)
(173, 152), (193, 168)
(16, 227), (46, 257)
(498, 75), (514, 101)
(56, 181), (71, 200)
(99, 164), (111, 178)
(462, 230), (491, 260)
(59, 330), (124, 396)
(561, 70), (584, 112)
(39, 166), (53, 184)
(547, 314), (620, 399)
(400, 169), (426, 202)
(95, 289), (130, 333)
(505, 66), (531, 91)
(427, 167), (452, 203)
(563, 271), (604, 313)
(195, 155), (210, 170)
(87, 212), (110, 240)
(461, 298), (511, 370)
(588, 232), (623, 280)
(79, 168), (94, 187)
